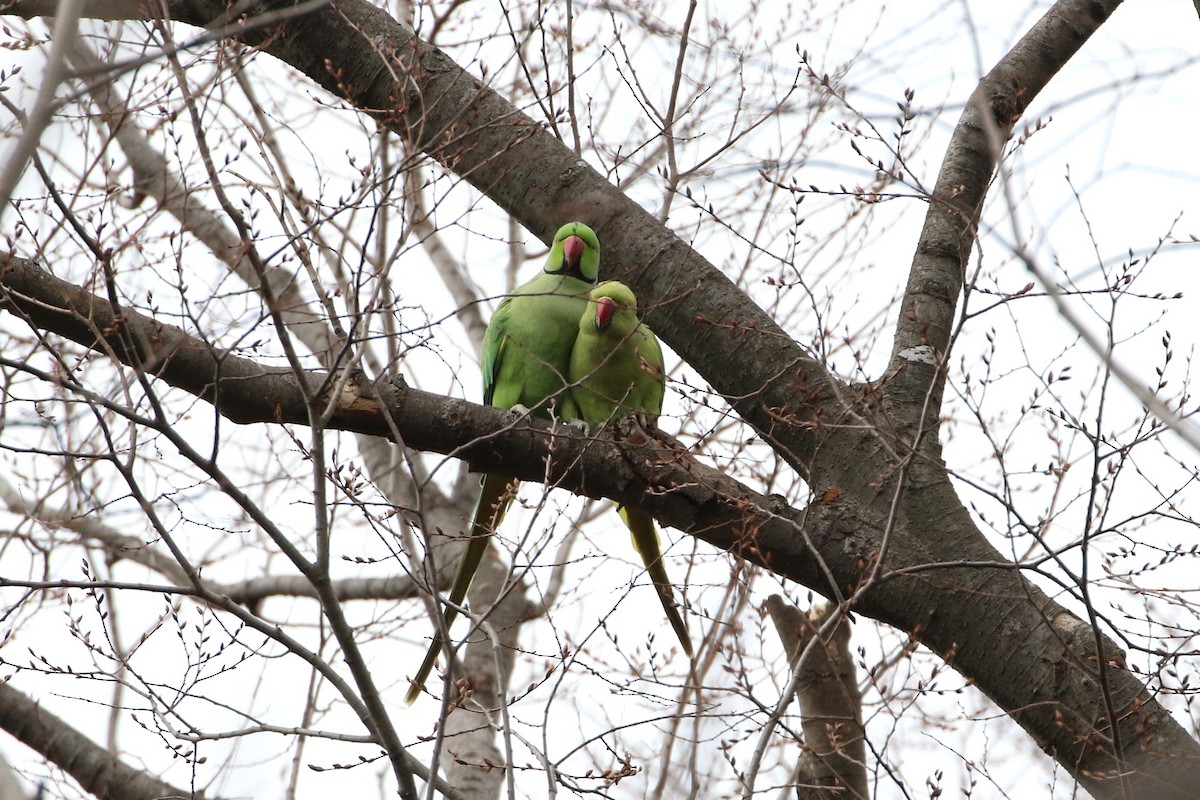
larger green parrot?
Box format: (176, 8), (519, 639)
(405, 222), (600, 705)
(569, 281), (694, 658)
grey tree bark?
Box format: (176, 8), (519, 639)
(766, 597), (867, 800)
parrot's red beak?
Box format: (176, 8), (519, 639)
(563, 235), (584, 270)
(595, 296), (617, 329)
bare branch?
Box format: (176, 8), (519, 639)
(0, 680), (220, 800)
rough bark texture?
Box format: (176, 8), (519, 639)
(5, 1), (1199, 797)
(768, 598), (868, 800)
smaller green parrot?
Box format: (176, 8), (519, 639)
(569, 281), (694, 658)
(405, 222), (600, 705)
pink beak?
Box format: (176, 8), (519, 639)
(595, 296), (617, 329)
(563, 235), (584, 270)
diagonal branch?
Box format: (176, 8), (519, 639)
(0, 679), (222, 800)
(0, 251), (824, 587)
(885, 0), (1126, 442)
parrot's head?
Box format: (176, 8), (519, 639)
(588, 281), (638, 332)
(547, 222), (600, 283)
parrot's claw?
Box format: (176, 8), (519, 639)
(548, 410), (590, 434)
(615, 413), (655, 439)
(633, 412), (656, 431)
(508, 403), (533, 419)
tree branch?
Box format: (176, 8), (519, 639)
(0, 680), (213, 800)
(886, 0), (1126, 441)
(766, 596), (867, 800)
(0, 251), (822, 586)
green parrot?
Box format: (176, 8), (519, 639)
(569, 281), (694, 658)
(405, 222), (600, 705)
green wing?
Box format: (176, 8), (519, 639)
(568, 281), (693, 658)
(483, 274), (591, 417)
(407, 224), (599, 704)
(480, 296), (512, 408)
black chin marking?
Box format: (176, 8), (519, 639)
(548, 260), (591, 283)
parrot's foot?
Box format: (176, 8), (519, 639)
(508, 403), (533, 418)
(615, 413), (655, 441)
(631, 411), (656, 431)
(548, 409), (590, 435)
(561, 418), (591, 433)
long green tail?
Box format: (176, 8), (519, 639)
(405, 472), (516, 704)
(618, 505), (694, 658)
